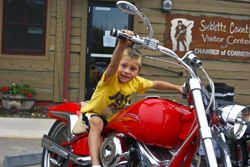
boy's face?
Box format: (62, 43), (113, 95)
(117, 57), (140, 83)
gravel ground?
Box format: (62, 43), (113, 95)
(0, 105), (48, 119)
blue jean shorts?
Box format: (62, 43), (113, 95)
(82, 112), (107, 131)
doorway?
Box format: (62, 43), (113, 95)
(85, 1), (133, 99)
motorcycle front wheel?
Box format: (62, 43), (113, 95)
(41, 120), (77, 167)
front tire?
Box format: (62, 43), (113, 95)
(41, 120), (74, 167)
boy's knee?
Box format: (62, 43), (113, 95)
(89, 116), (104, 129)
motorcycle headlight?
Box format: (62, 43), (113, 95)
(219, 105), (250, 139)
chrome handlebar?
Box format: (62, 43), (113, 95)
(110, 28), (199, 78)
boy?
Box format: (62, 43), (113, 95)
(78, 30), (183, 167)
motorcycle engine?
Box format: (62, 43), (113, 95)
(136, 142), (173, 166)
(100, 133), (173, 167)
(100, 133), (130, 167)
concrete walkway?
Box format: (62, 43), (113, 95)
(0, 117), (55, 139)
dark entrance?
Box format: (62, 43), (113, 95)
(85, 1), (133, 99)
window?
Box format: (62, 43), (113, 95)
(91, 5), (131, 57)
(2, 0), (47, 55)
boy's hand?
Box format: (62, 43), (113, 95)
(118, 29), (134, 46)
(106, 30), (135, 79)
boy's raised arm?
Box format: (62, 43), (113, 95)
(105, 41), (127, 79)
(105, 30), (134, 79)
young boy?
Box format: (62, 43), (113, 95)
(80, 30), (183, 167)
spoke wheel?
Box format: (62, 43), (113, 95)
(41, 120), (74, 167)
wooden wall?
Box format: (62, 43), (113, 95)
(0, 0), (88, 103)
(132, 0), (250, 105)
(48, 0), (88, 102)
(0, 0), (249, 106)
(0, 0), (55, 101)
(68, 0), (87, 102)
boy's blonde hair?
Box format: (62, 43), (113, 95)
(123, 46), (143, 70)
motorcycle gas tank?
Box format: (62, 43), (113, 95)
(106, 98), (195, 149)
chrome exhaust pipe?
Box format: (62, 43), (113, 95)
(41, 135), (91, 166)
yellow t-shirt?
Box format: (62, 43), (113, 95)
(81, 71), (153, 121)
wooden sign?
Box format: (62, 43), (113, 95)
(164, 14), (250, 61)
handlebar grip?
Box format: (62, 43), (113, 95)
(110, 28), (158, 50)
(110, 28), (132, 40)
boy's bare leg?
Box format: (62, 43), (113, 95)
(88, 116), (104, 166)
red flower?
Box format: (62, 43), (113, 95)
(27, 93), (33, 98)
(0, 86), (10, 93)
(0, 83), (36, 97)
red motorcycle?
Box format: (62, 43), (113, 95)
(41, 1), (249, 166)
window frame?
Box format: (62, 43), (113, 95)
(1, 0), (48, 56)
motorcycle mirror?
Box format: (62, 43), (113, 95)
(116, 1), (154, 39)
(116, 1), (138, 15)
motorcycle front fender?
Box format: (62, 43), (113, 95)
(48, 102), (81, 132)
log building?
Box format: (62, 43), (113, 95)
(0, 0), (249, 105)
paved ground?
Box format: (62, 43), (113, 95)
(0, 117), (55, 167)
(0, 117), (55, 139)
(0, 138), (42, 167)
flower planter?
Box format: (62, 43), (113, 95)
(1, 95), (35, 111)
